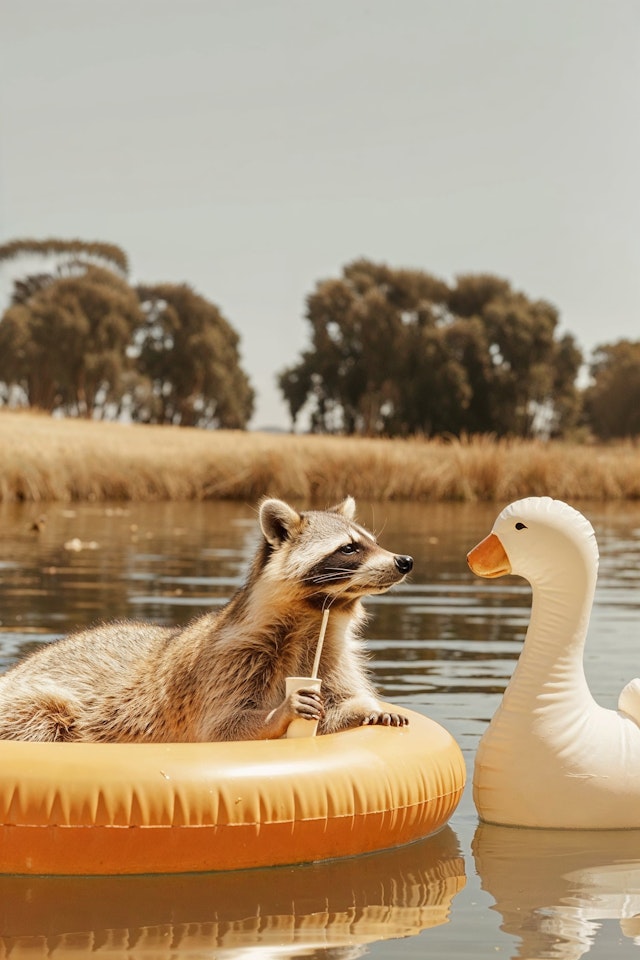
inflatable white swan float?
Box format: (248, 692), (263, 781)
(467, 496), (640, 829)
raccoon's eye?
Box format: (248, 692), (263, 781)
(340, 542), (359, 555)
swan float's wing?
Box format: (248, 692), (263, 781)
(618, 678), (640, 726)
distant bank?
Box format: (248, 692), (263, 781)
(0, 411), (638, 504)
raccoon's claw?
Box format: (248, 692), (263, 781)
(362, 711), (409, 728)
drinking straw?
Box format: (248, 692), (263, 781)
(311, 608), (330, 679)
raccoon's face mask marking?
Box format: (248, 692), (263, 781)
(305, 540), (413, 600)
(258, 497), (413, 605)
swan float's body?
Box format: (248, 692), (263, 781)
(467, 496), (640, 829)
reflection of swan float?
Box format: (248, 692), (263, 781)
(0, 707), (465, 875)
(474, 823), (640, 960)
(467, 496), (640, 829)
(0, 825), (465, 957)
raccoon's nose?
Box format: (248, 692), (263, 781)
(394, 555), (413, 575)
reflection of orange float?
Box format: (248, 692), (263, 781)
(0, 707), (465, 876)
(0, 827), (465, 954)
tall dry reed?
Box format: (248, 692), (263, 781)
(1, 411), (639, 503)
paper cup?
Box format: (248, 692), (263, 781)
(285, 676), (322, 739)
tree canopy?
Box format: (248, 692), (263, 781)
(279, 259), (582, 438)
(133, 284), (254, 428)
(584, 340), (640, 439)
(0, 238), (129, 276)
(0, 238), (254, 427)
(0, 262), (143, 415)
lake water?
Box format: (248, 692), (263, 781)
(0, 498), (639, 960)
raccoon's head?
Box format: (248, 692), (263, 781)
(258, 496), (413, 608)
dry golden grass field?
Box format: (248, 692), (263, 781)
(0, 410), (639, 503)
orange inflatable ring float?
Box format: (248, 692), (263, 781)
(0, 706), (465, 875)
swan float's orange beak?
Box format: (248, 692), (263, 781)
(467, 533), (512, 578)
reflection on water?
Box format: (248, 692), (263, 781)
(0, 828), (464, 958)
(1, 498), (640, 958)
(474, 824), (640, 960)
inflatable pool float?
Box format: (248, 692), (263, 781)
(468, 496), (640, 829)
(0, 705), (464, 875)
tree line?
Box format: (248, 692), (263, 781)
(279, 259), (639, 440)
(0, 240), (638, 439)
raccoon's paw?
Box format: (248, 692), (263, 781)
(288, 688), (325, 722)
(361, 710), (409, 728)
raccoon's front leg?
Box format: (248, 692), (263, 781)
(322, 696), (409, 733)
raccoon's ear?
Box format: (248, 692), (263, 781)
(259, 499), (302, 545)
(332, 496), (356, 520)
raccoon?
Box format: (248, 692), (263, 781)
(0, 497), (413, 742)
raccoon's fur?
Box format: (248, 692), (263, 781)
(0, 497), (413, 743)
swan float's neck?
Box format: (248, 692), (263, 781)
(504, 562), (597, 713)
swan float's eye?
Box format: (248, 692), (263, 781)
(515, 522), (527, 530)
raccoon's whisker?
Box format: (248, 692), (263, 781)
(303, 569), (353, 586)
(311, 569), (352, 579)
(318, 577), (352, 599)
(303, 566), (353, 578)
(309, 576), (352, 587)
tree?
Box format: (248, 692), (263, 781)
(133, 284), (254, 428)
(0, 237), (128, 277)
(545, 333), (584, 438)
(279, 260), (451, 434)
(279, 260), (582, 438)
(0, 238), (255, 429)
(445, 274), (583, 438)
(584, 340), (640, 439)
(0, 241), (143, 416)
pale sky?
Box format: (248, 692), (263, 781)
(1, 0), (638, 428)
